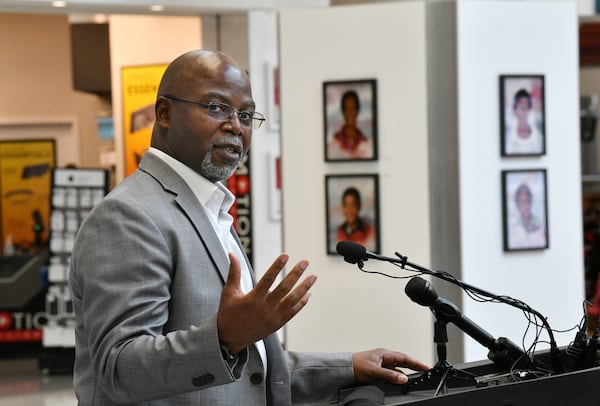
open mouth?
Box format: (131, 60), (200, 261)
(213, 141), (243, 163)
(224, 144), (242, 154)
(216, 141), (242, 155)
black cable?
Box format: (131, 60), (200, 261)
(358, 254), (564, 374)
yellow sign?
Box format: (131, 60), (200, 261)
(0, 140), (55, 253)
(122, 64), (168, 176)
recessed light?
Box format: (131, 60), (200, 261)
(52, 1), (67, 7)
(93, 14), (108, 24)
(149, 5), (164, 12)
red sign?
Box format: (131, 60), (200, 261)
(227, 153), (252, 265)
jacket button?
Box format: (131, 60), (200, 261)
(192, 374), (215, 387)
(250, 373), (263, 384)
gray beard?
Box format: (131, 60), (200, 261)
(199, 140), (243, 182)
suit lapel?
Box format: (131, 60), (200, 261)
(138, 153), (230, 284)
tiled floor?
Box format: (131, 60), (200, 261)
(0, 359), (76, 406)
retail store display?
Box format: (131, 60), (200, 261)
(41, 167), (108, 371)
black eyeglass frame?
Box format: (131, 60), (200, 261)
(161, 95), (266, 129)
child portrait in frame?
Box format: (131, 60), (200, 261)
(502, 169), (548, 251)
(323, 79), (378, 162)
(325, 174), (380, 255)
(499, 75), (545, 156)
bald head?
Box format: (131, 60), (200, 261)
(157, 50), (248, 99)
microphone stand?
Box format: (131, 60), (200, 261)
(361, 252), (564, 374)
(403, 314), (476, 396)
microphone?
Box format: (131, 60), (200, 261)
(404, 276), (438, 307)
(336, 240), (403, 265)
(336, 240), (375, 264)
(336, 240), (366, 264)
(405, 277), (534, 370)
(335, 241), (379, 264)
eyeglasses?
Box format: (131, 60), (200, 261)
(163, 95), (266, 129)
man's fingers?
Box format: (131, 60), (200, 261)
(253, 254), (289, 294)
(287, 289), (314, 317)
(380, 369), (409, 385)
(277, 273), (317, 308)
(272, 286), (315, 329)
(268, 260), (310, 302)
(382, 353), (430, 372)
(224, 253), (242, 291)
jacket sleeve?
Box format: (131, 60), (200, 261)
(287, 350), (355, 405)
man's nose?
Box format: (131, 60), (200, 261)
(226, 112), (244, 135)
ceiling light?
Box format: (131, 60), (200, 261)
(149, 5), (164, 12)
(51, 1), (67, 7)
(93, 14), (108, 24)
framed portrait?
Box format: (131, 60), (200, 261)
(499, 75), (545, 157)
(501, 169), (548, 251)
(325, 174), (380, 255)
(323, 79), (378, 162)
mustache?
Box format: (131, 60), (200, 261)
(212, 137), (243, 154)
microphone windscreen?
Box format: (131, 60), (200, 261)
(336, 240), (366, 264)
(405, 277), (438, 307)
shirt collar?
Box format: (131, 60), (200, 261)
(147, 147), (235, 215)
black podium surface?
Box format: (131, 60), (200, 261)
(338, 348), (600, 405)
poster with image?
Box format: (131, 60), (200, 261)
(122, 64), (168, 176)
(0, 139), (55, 254)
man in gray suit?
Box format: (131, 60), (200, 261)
(69, 49), (428, 405)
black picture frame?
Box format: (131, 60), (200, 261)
(325, 174), (380, 255)
(501, 169), (549, 251)
(323, 79), (378, 162)
(499, 74), (546, 157)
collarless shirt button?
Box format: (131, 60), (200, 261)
(250, 373), (263, 384)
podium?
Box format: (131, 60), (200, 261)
(338, 348), (600, 405)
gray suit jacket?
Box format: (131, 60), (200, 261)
(69, 153), (354, 405)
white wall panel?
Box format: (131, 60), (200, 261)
(280, 2), (434, 364)
(454, 0), (583, 362)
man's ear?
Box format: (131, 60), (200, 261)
(155, 97), (170, 127)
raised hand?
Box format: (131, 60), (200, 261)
(217, 253), (317, 354)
